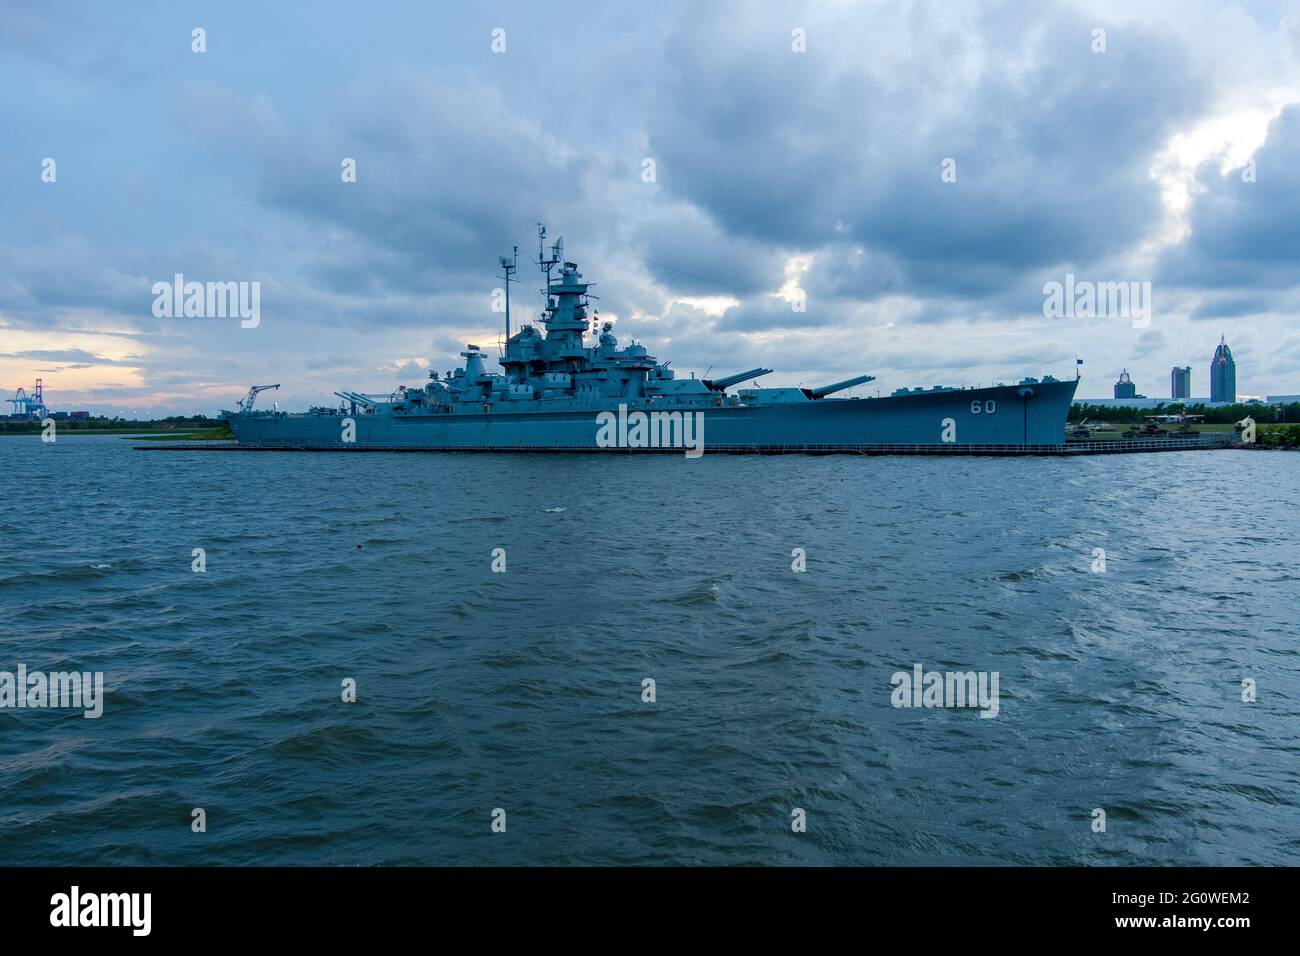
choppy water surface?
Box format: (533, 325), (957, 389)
(0, 436), (1296, 865)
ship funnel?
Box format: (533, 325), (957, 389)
(807, 374), (876, 399)
(704, 367), (773, 392)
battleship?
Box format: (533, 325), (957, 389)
(221, 226), (1081, 454)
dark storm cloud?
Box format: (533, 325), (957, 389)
(617, 203), (786, 296)
(648, 1), (1208, 299)
(713, 294), (836, 332)
(1157, 103), (1300, 291)
(0, 238), (155, 329)
(1188, 289), (1294, 319)
(171, 72), (598, 296)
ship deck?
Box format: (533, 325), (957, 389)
(134, 434), (1240, 456)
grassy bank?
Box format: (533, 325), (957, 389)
(1067, 422), (1299, 448)
(1256, 424), (1300, 448)
(1, 416), (225, 436)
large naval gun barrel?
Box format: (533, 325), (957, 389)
(334, 390), (377, 409)
(704, 367), (773, 392)
(807, 374), (876, 399)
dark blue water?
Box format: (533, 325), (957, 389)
(1, 435), (1296, 865)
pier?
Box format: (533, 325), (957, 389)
(134, 433), (1240, 456)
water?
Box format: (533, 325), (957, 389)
(1, 435), (1296, 865)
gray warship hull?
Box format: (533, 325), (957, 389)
(222, 229), (1082, 454)
(226, 378), (1079, 452)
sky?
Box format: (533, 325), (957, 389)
(2, 0), (1299, 416)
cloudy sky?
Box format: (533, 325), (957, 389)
(3, 0), (1299, 415)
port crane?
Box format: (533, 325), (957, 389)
(7, 379), (49, 419)
(237, 384), (280, 413)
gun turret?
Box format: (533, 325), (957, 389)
(806, 374), (876, 399)
(704, 367), (773, 392)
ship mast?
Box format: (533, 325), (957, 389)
(498, 246), (518, 349)
(536, 221), (561, 300)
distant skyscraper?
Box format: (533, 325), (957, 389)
(1210, 335), (1236, 402)
(1171, 366), (1191, 399)
(1114, 369), (1136, 399)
